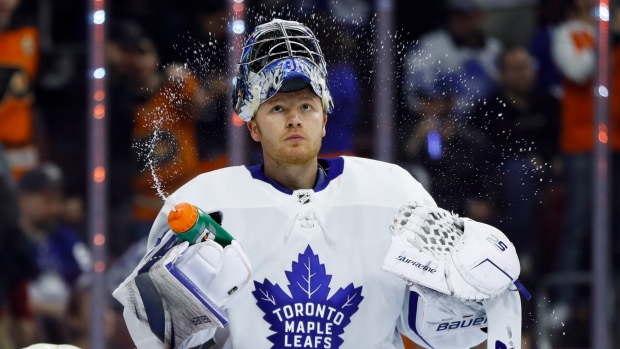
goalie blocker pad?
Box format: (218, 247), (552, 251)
(406, 284), (523, 349)
(382, 219), (521, 302)
(407, 284), (488, 344)
(113, 231), (252, 348)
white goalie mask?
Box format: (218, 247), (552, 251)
(233, 19), (334, 122)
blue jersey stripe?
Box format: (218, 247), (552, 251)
(408, 291), (435, 349)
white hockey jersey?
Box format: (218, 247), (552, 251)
(128, 156), (487, 349)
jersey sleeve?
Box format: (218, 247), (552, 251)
(393, 164), (437, 209)
(397, 290), (487, 349)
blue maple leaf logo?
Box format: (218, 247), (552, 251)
(253, 245), (364, 349)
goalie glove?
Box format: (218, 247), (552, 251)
(381, 202), (522, 302)
(113, 230), (252, 349)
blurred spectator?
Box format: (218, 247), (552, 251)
(477, 0), (537, 47)
(290, 0), (372, 20)
(110, 25), (208, 242)
(106, 20), (226, 257)
(104, 16), (227, 326)
(326, 0), (371, 27)
(106, 20), (142, 219)
(17, 163), (92, 346)
(32, 0), (88, 200)
(0, 144), (38, 349)
(470, 46), (559, 268)
(528, 0), (564, 98)
(0, 0), (41, 178)
(188, 3), (230, 171)
(0, 143), (18, 223)
(404, 0), (502, 119)
(400, 77), (498, 224)
(551, 0), (620, 322)
(107, 21), (132, 85)
(107, 0), (187, 65)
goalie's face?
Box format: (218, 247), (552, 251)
(248, 88), (327, 166)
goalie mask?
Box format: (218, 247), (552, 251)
(233, 19), (334, 122)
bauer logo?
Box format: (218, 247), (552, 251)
(253, 246), (364, 349)
(436, 316), (487, 331)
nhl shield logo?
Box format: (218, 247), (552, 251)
(297, 192), (311, 204)
(253, 246), (364, 349)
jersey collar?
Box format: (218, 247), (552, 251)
(245, 157), (344, 195)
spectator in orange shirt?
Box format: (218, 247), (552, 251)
(117, 25), (209, 241)
(551, 0), (620, 322)
(0, 0), (40, 179)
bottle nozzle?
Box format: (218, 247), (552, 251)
(168, 202), (199, 233)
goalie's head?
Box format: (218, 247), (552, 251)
(233, 19), (334, 122)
